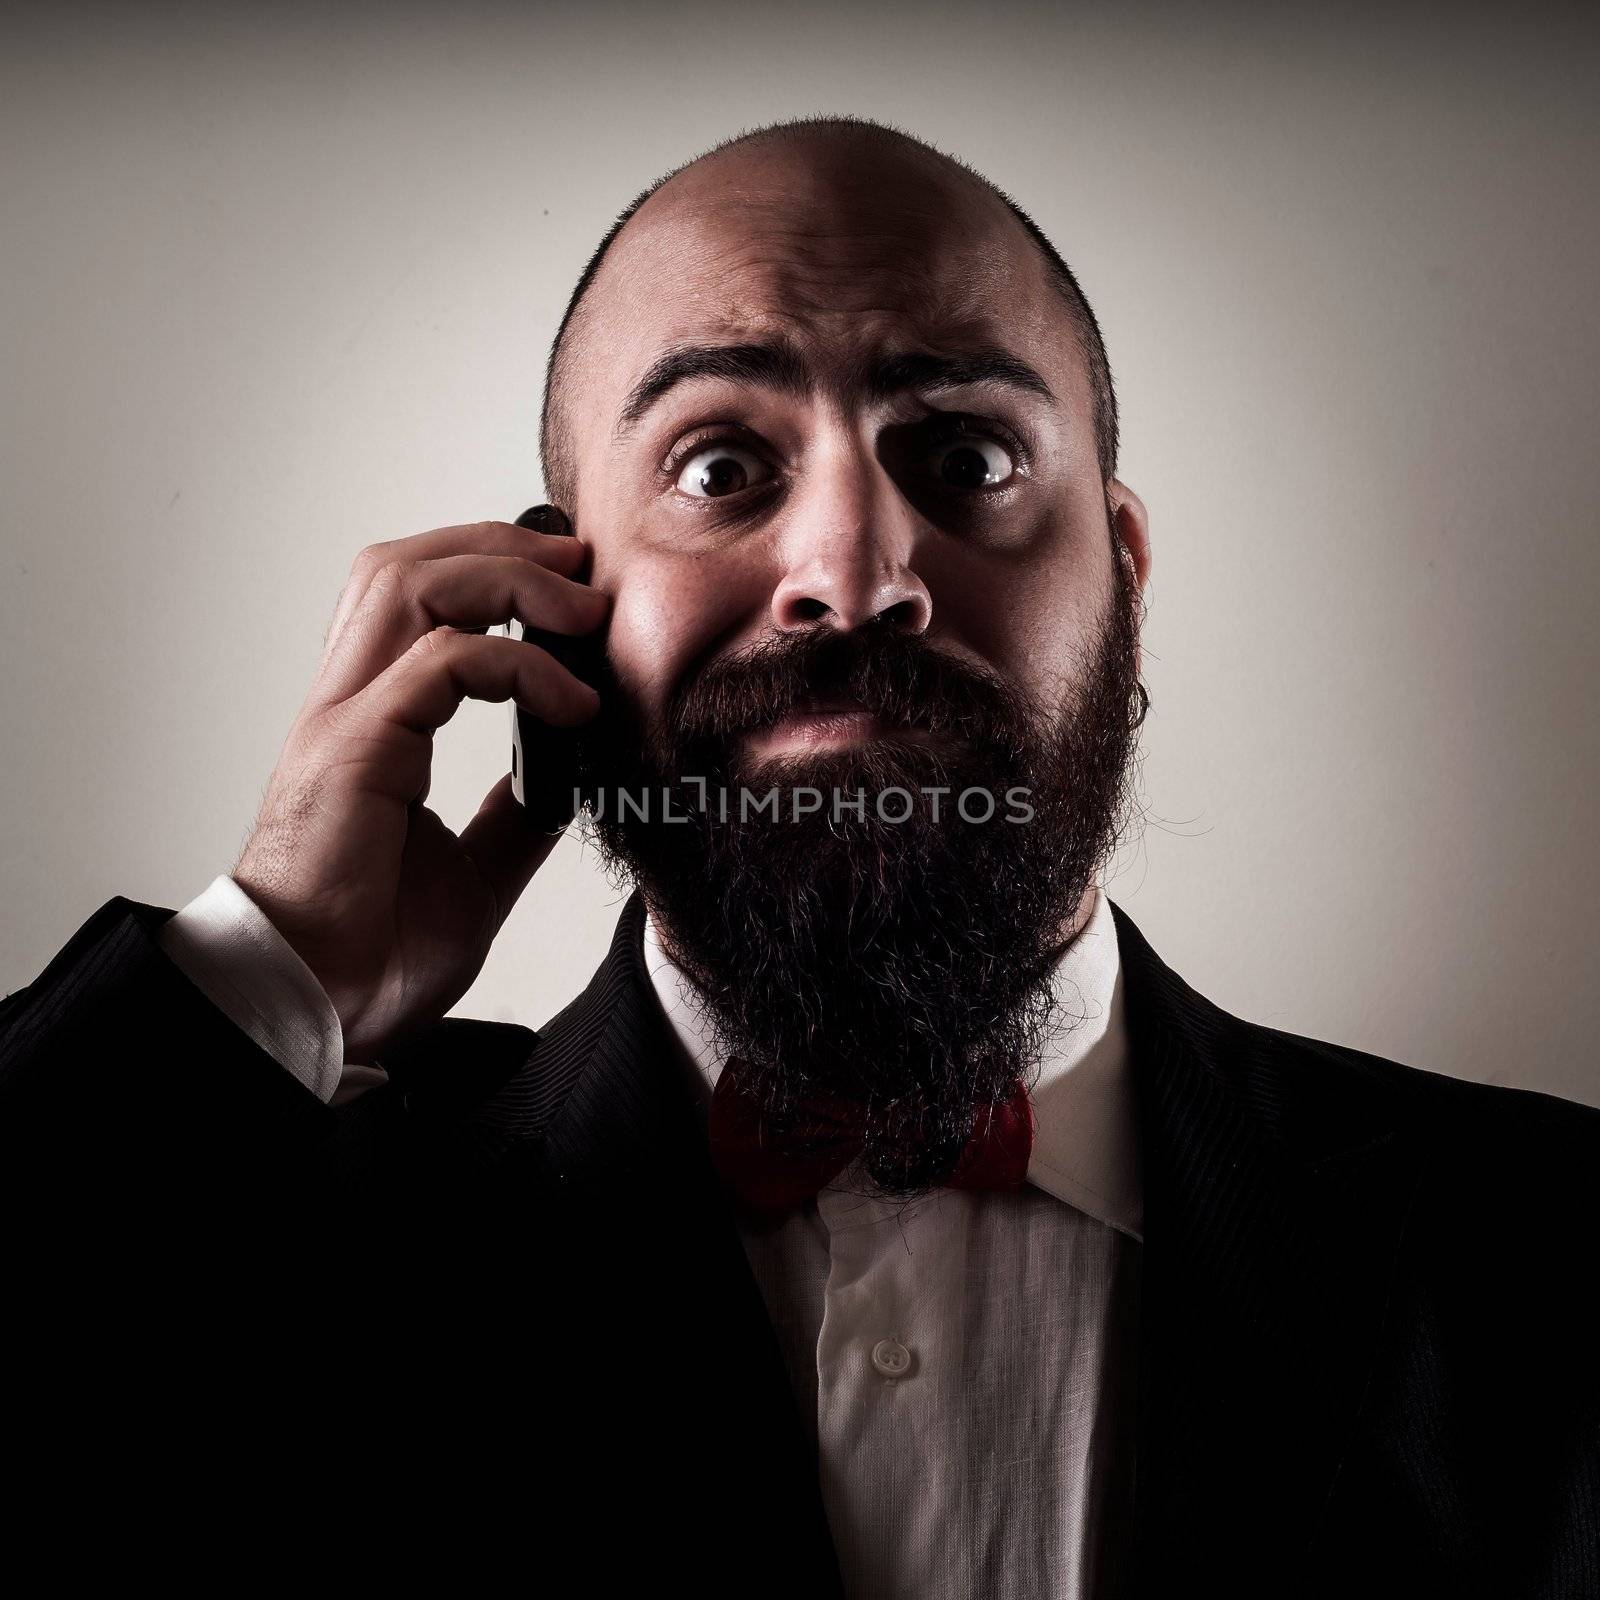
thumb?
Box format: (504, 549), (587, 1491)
(458, 771), (567, 931)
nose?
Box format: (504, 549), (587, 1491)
(769, 431), (934, 635)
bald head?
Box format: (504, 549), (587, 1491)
(538, 116), (1118, 517)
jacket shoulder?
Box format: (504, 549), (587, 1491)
(1204, 1011), (1600, 1329)
(1109, 898), (1600, 1163)
(1241, 1013), (1600, 1169)
(1220, 1016), (1600, 1260)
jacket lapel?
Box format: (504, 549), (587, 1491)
(1109, 899), (1425, 1582)
(457, 890), (846, 1596)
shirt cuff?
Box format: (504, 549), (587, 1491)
(155, 873), (387, 1106)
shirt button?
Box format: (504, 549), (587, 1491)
(871, 1337), (913, 1379)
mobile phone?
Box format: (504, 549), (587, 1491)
(508, 503), (597, 831)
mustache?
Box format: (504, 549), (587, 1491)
(660, 621), (1035, 751)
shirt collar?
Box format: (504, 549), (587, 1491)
(641, 886), (1142, 1243)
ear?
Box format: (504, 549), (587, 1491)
(1108, 478), (1152, 594)
(1108, 478), (1151, 687)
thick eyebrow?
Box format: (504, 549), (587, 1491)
(612, 337), (1056, 441)
(857, 347), (1057, 408)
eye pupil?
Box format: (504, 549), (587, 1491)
(940, 444), (995, 488)
(700, 456), (748, 496)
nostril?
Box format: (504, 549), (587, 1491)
(789, 597), (831, 623)
(876, 596), (929, 631)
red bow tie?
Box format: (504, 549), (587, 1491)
(706, 1055), (1035, 1219)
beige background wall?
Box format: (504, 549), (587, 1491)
(4, 1), (1596, 1106)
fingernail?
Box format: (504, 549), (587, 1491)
(516, 503), (570, 535)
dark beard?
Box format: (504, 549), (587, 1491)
(570, 536), (1148, 1200)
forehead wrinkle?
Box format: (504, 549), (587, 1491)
(583, 166), (1024, 356)
(651, 250), (1012, 394)
(696, 224), (995, 324)
(610, 322), (1060, 449)
(584, 183), (1069, 447)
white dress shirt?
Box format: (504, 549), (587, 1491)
(156, 876), (1144, 1598)
(154, 874), (387, 1108)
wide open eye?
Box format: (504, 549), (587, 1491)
(926, 432), (1017, 490)
(674, 442), (774, 499)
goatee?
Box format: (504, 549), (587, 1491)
(571, 538), (1148, 1200)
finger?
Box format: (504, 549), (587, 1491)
(311, 553), (609, 711)
(322, 520), (588, 670)
(457, 771), (567, 922)
(340, 630), (601, 749)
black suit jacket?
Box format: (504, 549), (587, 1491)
(2, 889), (1596, 1595)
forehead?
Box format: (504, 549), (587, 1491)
(574, 145), (1074, 409)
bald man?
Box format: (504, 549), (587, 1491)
(3, 117), (1597, 1599)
